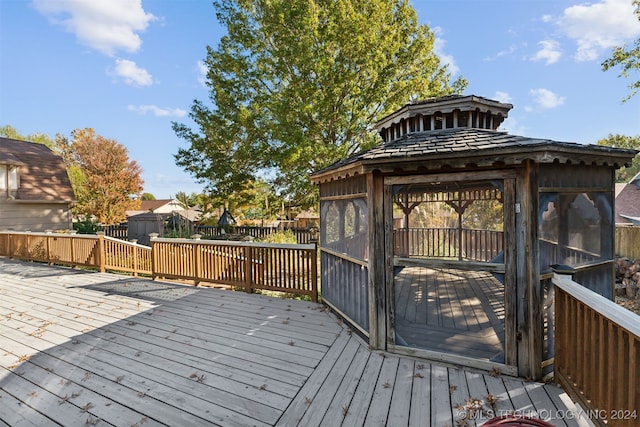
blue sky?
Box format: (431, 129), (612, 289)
(1, 0), (639, 198)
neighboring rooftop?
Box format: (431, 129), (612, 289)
(615, 173), (640, 225)
(0, 136), (75, 202)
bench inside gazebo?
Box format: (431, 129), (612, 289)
(312, 94), (637, 380)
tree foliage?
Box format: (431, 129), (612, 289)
(602, 0), (640, 101)
(56, 128), (144, 224)
(597, 133), (640, 182)
(0, 124), (56, 149)
(174, 0), (467, 208)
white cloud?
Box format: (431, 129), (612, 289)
(196, 61), (208, 87)
(493, 91), (513, 104)
(113, 59), (153, 86)
(32, 0), (156, 57)
(531, 40), (562, 65)
(541, 15), (553, 24)
(483, 44), (521, 62)
(128, 104), (187, 117)
(432, 27), (460, 76)
(558, 0), (640, 61)
(528, 88), (566, 110)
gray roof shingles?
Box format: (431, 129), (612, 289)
(314, 128), (632, 176)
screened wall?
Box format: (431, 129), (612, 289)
(538, 164), (615, 297)
(319, 175), (370, 333)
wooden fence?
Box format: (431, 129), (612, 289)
(615, 225), (640, 259)
(0, 231), (317, 301)
(101, 224), (128, 240)
(194, 225), (315, 244)
(552, 271), (639, 426)
(152, 237), (317, 301)
(0, 231), (152, 276)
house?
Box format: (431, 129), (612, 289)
(0, 137), (75, 231)
(127, 198), (201, 222)
(615, 172), (640, 225)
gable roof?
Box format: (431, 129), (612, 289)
(615, 179), (640, 225)
(311, 128), (637, 182)
(0, 137), (75, 202)
(140, 199), (175, 212)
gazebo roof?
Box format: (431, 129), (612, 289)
(311, 127), (637, 183)
(312, 94), (638, 183)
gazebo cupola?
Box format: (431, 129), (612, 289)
(376, 95), (513, 143)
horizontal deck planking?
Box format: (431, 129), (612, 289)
(1, 259), (591, 427)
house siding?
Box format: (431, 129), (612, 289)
(0, 200), (72, 231)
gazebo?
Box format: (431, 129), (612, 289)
(311, 95), (636, 379)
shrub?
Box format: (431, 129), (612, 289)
(257, 230), (297, 244)
(74, 217), (100, 234)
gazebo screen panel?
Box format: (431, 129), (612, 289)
(393, 183), (504, 262)
(319, 175), (370, 333)
(539, 191), (614, 297)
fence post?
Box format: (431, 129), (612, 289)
(551, 264), (575, 386)
(244, 245), (253, 294)
(45, 230), (52, 264)
(311, 244), (318, 302)
(8, 231), (13, 259)
(192, 235), (202, 286)
(149, 233), (159, 280)
(129, 239), (139, 277)
(96, 232), (105, 272)
(309, 228), (319, 303)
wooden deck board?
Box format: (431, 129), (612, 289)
(394, 266), (506, 361)
(0, 259), (592, 426)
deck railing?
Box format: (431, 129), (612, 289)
(552, 271), (639, 426)
(0, 231), (317, 301)
(152, 237), (317, 301)
(0, 231), (152, 276)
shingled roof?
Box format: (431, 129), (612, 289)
(615, 173), (640, 225)
(311, 128), (636, 183)
(0, 137), (75, 202)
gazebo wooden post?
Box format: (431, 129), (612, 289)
(368, 171), (386, 350)
(516, 160), (542, 380)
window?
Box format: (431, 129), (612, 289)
(0, 164), (19, 195)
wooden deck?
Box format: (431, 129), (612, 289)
(394, 267), (505, 361)
(0, 258), (592, 426)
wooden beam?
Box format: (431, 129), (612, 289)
(503, 178), (517, 367)
(368, 171), (386, 350)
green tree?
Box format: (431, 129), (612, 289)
(0, 125), (56, 149)
(56, 128), (144, 224)
(141, 192), (156, 201)
(175, 191), (195, 210)
(173, 0), (466, 208)
(602, 0), (640, 101)
(597, 133), (640, 182)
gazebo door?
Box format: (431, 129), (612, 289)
(385, 172), (516, 373)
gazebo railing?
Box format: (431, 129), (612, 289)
(394, 227), (503, 262)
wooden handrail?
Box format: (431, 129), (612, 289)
(552, 272), (639, 426)
(0, 231), (318, 302)
(150, 237), (318, 301)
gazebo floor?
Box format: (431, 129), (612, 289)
(395, 266), (506, 361)
(0, 258), (591, 426)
